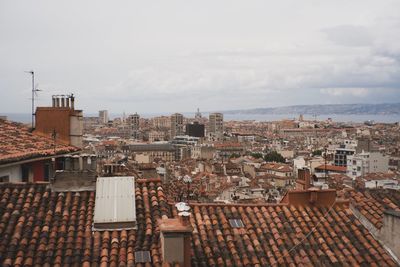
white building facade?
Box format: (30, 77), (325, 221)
(347, 152), (389, 179)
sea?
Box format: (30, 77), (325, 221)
(2, 112), (400, 124)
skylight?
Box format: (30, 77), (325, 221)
(135, 251), (151, 263)
(229, 218), (244, 228)
(93, 176), (136, 230)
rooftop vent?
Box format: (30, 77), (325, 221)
(93, 176), (136, 230)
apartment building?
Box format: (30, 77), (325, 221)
(170, 113), (184, 139)
(209, 112), (223, 138)
(98, 110), (109, 124)
(347, 152), (389, 179)
(127, 113), (140, 139)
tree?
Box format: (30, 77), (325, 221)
(264, 151), (285, 163)
(229, 153), (240, 159)
(250, 152), (263, 159)
(312, 150), (322, 156)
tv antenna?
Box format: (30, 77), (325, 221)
(25, 70), (42, 129)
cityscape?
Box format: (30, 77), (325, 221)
(1, 1), (400, 266)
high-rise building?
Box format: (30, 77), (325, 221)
(98, 110), (109, 124)
(186, 121), (205, 137)
(127, 113), (140, 139)
(170, 113), (184, 139)
(209, 112), (223, 136)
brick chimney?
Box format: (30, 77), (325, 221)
(297, 168), (311, 190)
(35, 94), (83, 148)
(158, 213), (192, 266)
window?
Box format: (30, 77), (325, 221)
(44, 163), (50, 181)
(229, 219), (244, 228)
(0, 175), (9, 183)
(21, 165), (30, 182)
(135, 251), (151, 263)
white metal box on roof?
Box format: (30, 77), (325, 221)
(93, 176), (136, 230)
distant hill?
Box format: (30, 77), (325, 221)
(223, 103), (400, 115)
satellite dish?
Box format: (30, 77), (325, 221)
(175, 202), (190, 212)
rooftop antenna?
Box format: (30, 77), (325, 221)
(25, 70), (41, 129)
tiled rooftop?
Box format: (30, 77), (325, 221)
(315, 165), (347, 173)
(0, 120), (79, 164)
(0, 179), (171, 267)
(187, 203), (397, 266)
(260, 162), (293, 173)
(348, 189), (400, 229)
(0, 180), (397, 266)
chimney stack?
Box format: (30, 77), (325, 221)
(158, 202), (192, 266)
(298, 168), (311, 190)
(70, 94), (75, 110)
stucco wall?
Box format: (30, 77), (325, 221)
(380, 211), (400, 260)
(161, 233), (184, 263)
(0, 165), (21, 182)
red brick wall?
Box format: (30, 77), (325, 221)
(35, 107), (71, 145)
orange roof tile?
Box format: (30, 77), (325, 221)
(315, 165), (347, 173)
(188, 203), (396, 266)
(0, 181), (397, 266)
(0, 120), (79, 164)
(348, 189), (400, 229)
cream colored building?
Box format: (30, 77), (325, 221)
(170, 113), (184, 139)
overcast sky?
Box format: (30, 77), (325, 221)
(1, 0), (400, 114)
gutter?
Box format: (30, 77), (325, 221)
(0, 151), (81, 169)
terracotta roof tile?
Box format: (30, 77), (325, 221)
(0, 120), (79, 164)
(0, 180), (170, 266)
(348, 189), (400, 229)
(188, 203), (397, 266)
(0, 181), (397, 266)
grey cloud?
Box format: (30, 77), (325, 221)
(322, 25), (373, 47)
(1, 0), (400, 114)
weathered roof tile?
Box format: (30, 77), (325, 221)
(0, 120), (79, 164)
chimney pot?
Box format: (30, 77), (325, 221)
(70, 95), (75, 110)
(178, 212), (191, 226)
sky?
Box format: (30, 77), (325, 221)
(0, 0), (400, 114)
